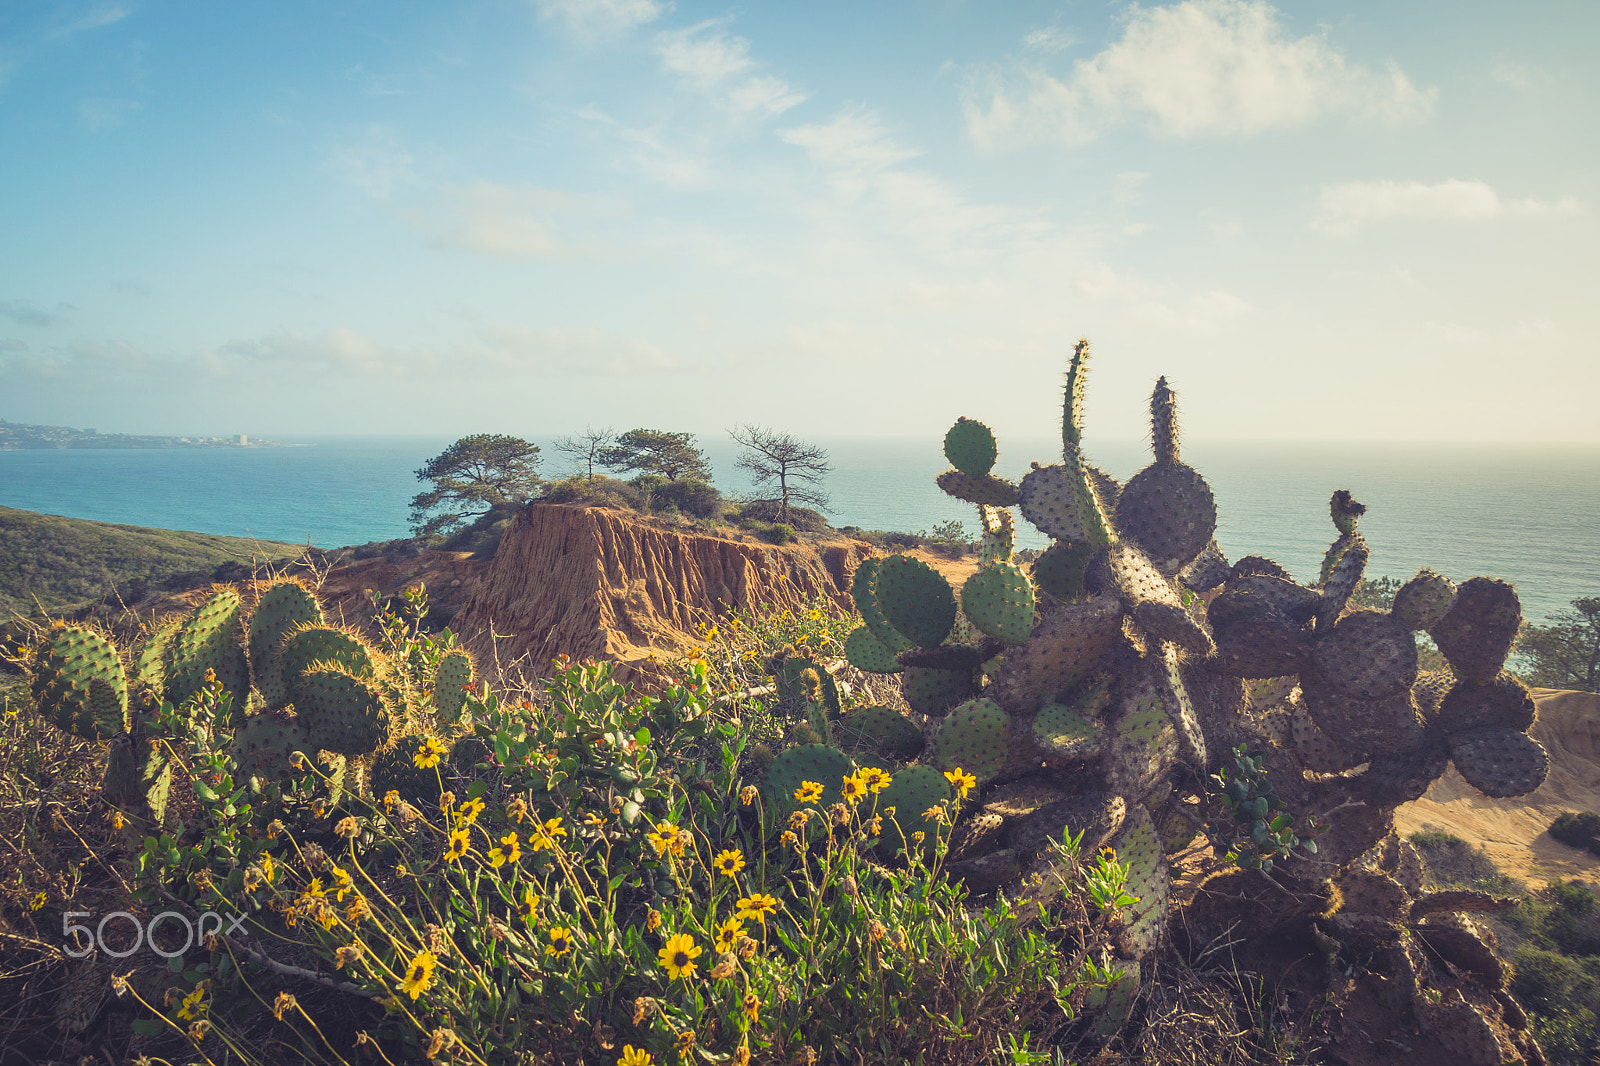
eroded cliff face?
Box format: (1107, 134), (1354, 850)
(452, 504), (872, 679)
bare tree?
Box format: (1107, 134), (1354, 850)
(728, 425), (830, 523)
(554, 426), (615, 479)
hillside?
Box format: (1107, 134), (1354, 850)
(0, 505), (301, 617)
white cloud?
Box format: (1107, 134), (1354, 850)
(475, 323), (677, 375)
(52, 4), (131, 38)
(780, 108), (921, 174)
(218, 328), (394, 375)
(327, 126), (415, 200)
(1312, 179), (1582, 235)
(655, 20), (807, 116)
(534, 0), (666, 36)
(967, 0), (1435, 147)
(407, 181), (605, 259)
(1023, 27), (1074, 53)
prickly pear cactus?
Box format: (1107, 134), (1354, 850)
(790, 336), (1553, 1029)
(249, 579), (324, 705)
(433, 648), (476, 721)
(31, 624), (130, 740)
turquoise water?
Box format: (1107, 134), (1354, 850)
(1, 436), (1596, 626)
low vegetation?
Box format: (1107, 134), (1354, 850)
(1411, 827), (1600, 1066)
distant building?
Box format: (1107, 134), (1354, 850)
(239, 433), (248, 445)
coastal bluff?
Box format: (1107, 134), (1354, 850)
(450, 503), (873, 679)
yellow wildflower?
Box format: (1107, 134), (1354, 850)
(659, 932), (702, 980)
(518, 887), (539, 925)
(742, 990), (760, 1022)
(458, 797), (486, 826)
(735, 893), (779, 925)
(400, 951), (437, 1000)
(444, 828), (470, 862)
(618, 1047), (653, 1066)
(793, 780), (824, 805)
(840, 772), (868, 805)
(944, 767), (976, 799)
(712, 849), (745, 877)
(413, 737), (446, 769)
(546, 926), (574, 957)
(29, 892), (46, 911)
(714, 918), (744, 953)
(528, 817), (567, 853)
(345, 895), (370, 923)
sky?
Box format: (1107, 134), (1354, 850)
(1, 0), (1596, 443)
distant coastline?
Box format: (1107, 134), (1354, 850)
(0, 418), (287, 450)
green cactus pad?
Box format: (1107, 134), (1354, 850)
(944, 417), (998, 478)
(851, 558), (914, 655)
(371, 735), (449, 805)
(32, 624), (130, 740)
(433, 649), (476, 721)
(280, 625), (379, 701)
(1104, 691), (1179, 799)
(135, 618), (181, 691)
(1310, 609), (1419, 701)
(977, 507), (1015, 567)
(1393, 569), (1457, 631)
(1087, 959), (1141, 1038)
(935, 469), (1019, 507)
(1032, 700), (1102, 764)
(1316, 532), (1369, 630)
(873, 765), (953, 862)
(296, 665), (393, 755)
(1448, 727), (1548, 799)
(930, 698), (1012, 783)
(1430, 578), (1522, 684)
(1018, 463), (1111, 547)
(1156, 645), (1206, 767)
(102, 739), (167, 811)
(1030, 541), (1096, 602)
(1103, 543), (1216, 657)
(835, 706), (925, 761)
(877, 553), (957, 649)
(1437, 673), (1536, 734)
(844, 625), (902, 674)
(900, 666), (977, 717)
(249, 580), (324, 705)
(165, 589), (249, 708)
(1112, 808), (1170, 959)
(961, 562), (1036, 645)
(231, 710), (313, 780)
(761, 744), (855, 823)
(986, 593), (1122, 714)
(896, 643), (989, 671)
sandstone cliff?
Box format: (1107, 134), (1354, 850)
(451, 504), (872, 680)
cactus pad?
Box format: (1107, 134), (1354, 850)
(1290, 702), (1365, 772)
(935, 469), (1020, 507)
(1116, 380), (1217, 575)
(134, 618), (180, 691)
(961, 563), (1036, 645)
(249, 580), (324, 705)
(977, 507), (1015, 567)
(877, 554), (957, 649)
(1316, 532), (1369, 630)
(1436, 673), (1536, 734)
(1113, 807), (1171, 959)
(167, 590), (248, 707)
(835, 706), (924, 761)
(371, 735), (448, 804)
(1310, 610), (1419, 700)
(1301, 678), (1423, 752)
(1393, 569), (1457, 631)
(1087, 959), (1141, 1037)
(1211, 615), (1312, 678)
(1031, 541), (1095, 601)
(433, 649), (475, 720)
(900, 665), (976, 717)
(761, 744), (855, 819)
(32, 624), (129, 740)
(873, 765), (952, 862)
(280, 625), (378, 700)
(987, 594), (1122, 713)
(232, 710), (312, 780)
(851, 557), (913, 655)
(844, 625), (902, 674)
(943, 417), (998, 477)
(1018, 463), (1109, 546)
(1430, 578), (1522, 684)
(1105, 689), (1179, 800)
(1032, 700), (1103, 764)
(1101, 544), (1215, 657)
(296, 665), (392, 755)
(1448, 727), (1549, 798)
(930, 698), (1012, 783)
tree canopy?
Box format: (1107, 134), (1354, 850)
(409, 434), (542, 537)
(1518, 596), (1600, 692)
(598, 429), (712, 482)
(728, 425), (830, 523)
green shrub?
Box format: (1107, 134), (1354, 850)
(764, 522), (795, 544)
(650, 479), (724, 519)
(736, 499), (830, 533)
(542, 474), (645, 510)
(1550, 811), (1600, 855)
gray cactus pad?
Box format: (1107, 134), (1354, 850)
(1311, 609), (1419, 700)
(1448, 727), (1549, 799)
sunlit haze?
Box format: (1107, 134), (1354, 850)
(2, 1), (1595, 442)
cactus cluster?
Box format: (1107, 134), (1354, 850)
(26, 577), (481, 820)
(816, 338), (1549, 1038)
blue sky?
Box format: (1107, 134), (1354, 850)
(1, 0), (1595, 442)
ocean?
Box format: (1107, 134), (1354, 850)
(1, 435), (1596, 626)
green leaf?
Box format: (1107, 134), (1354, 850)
(131, 1019), (166, 1036)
